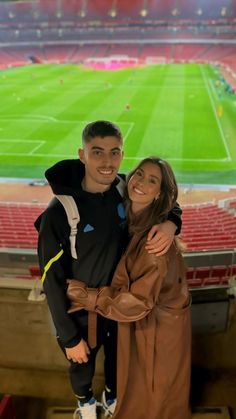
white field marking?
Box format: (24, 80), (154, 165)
(38, 78), (129, 92)
(123, 122), (134, 142)
(0, 152), (229, 162)
(39, 84), (111, 93)
(200, 65), (231, 161)
(37, 83), (206, 94)
(48, 120), (135, 126)
(0, 152), (75, 158)
(28, 141), (45, 155)
(209, 80), (220, 102)
(123, 156), (229, 162)
(0, 116), (135, 127)
(0, 139), (43, 143)
(119, 84), (206, 89)
(0, 115), (57, 122)
(0, 139), (45, 156)
(0, 120), (133, 157)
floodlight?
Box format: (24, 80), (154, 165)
(140, 8), (148, 17)
(79, 10), (86, 18)
(196, 8), (202, 16)
(221, 7), (227, 16)
(171, 8), (180, 16)
(109, 9), (117, 17)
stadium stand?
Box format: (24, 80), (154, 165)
(0, 0), (235, 80)
(229, 200), (236, 210)
(0, 201), (236, 291)
(0, 0), (234, 22)
(186, 263), (236, 288)
(0, 203), (44, 249)
(181, 203), (236, 251)
(1, 201), (236, 252)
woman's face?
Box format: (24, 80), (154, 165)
(128, 162), (162, 213)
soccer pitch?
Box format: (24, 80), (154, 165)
(0, 62), (236, 185)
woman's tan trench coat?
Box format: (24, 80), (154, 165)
(67, 234), (192, 419)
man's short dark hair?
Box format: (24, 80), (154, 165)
(82, 120), (123, 144)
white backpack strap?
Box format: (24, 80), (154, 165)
(56, 195), (80, 259)
(116, 175), (126, 197)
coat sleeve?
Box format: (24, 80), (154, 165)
(167, 202), (182, 235)
(36, 203), (82, 347)
(67, 248), (168, 322)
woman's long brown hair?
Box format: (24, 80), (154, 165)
(124, 157), (178, 236)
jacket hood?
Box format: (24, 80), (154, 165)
(45, 159), (85, 195)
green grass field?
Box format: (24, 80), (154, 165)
(0, 62), (236, 185)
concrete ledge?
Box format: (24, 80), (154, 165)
(0, 365), (104, 402)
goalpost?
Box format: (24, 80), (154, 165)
(145, 56), (167, 64)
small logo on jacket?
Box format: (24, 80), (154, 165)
(117, 203), (126, 219)
(83, 224), (94, 233)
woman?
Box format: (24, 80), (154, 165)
(67, 157), (191, 419)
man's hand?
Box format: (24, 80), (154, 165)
(65, 339), (90, 364)
(145, 221), (177, 256)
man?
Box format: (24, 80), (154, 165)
(35, 120), (182, 419)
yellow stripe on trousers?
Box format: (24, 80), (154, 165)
(41, 249), (64, 283)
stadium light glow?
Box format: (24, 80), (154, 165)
(221, 7), (227, 16)
(196, 8), (202, 16)
(171, 8), (180, 16)
(79, 10), (86, 17)
(79, 0), (87, 18)
(140, 0), (148, 18)
(140, 9), (148, 17)
(109, 0), (117, 18)
(109, 9), (117, 17)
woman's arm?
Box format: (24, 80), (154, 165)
(146, 203), (182, 255)
(67, 251), (167, 322)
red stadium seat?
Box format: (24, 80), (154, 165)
(195, 267), (211, 280)
(0, 395), (16, 419)
(186, 267), (195, 280)
(29, 265), (41, 278)
(187, 278), (203, 288)
(211, 265), (229, 281)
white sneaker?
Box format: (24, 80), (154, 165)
(73, 397), (97, 419)
(101, 391), (117, 417)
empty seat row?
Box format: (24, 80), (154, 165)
(186, 264), (236, 288)
(0, 202), (236, 251)
(6, 263), (235, 289)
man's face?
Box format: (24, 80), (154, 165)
(79, 136), (124, 193)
